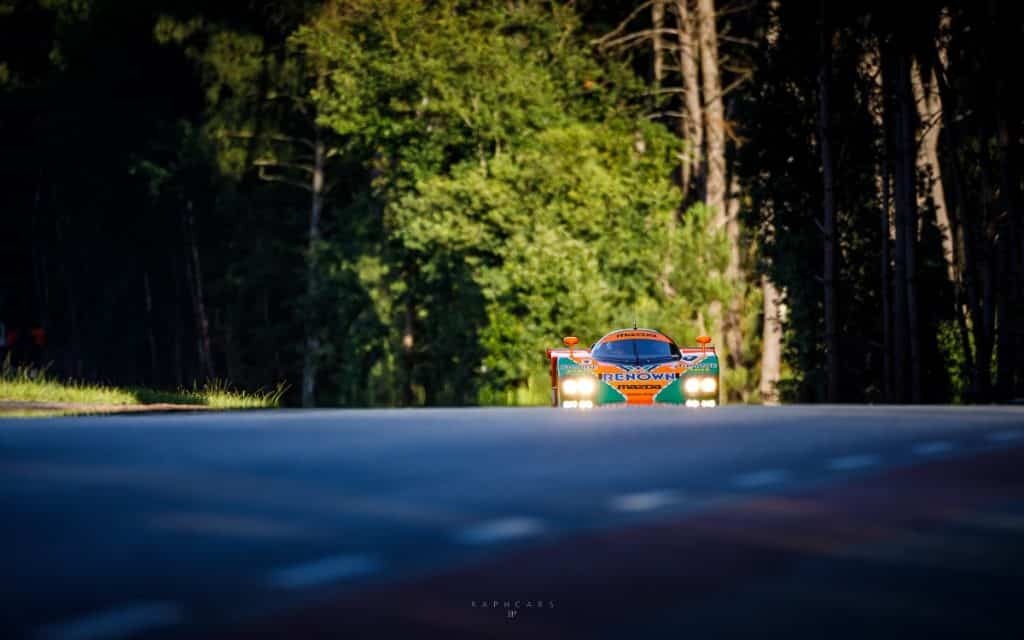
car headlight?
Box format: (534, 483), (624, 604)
(683, 377), (701, 394)
(577, 377), (595, 395)
(562, 379), (578, 395)
(700, 377), (717, 393)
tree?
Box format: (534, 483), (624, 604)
(760, 274), (782, 403)
(597, 0), (751, 401)
(816, 0), (839, 402)
(302, 0), (732, 403)
(158, 4), (353, 406)
(674, 0), (703, 200)
(4, 0), (1015, 407)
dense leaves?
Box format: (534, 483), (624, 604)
(2, 0), (1021, 405)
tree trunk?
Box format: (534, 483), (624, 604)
(760, 274), (782, 404)
(55, 215), (82, 379)
(882, 38), (909, 403)
(301, 130), (326, 408)
(879, 158), (893, 403)
(911, 61), (954, 284)
(930, 38), (981, 400)
(975, 115), (999, 402)
(818, 1), (839, 403)
(171, 254), (184, 388)
(896, 48), (921, 404)
(143, 271), (159, 386)
(996, 222), (1014, 401)
(996, 116), (1024, 400)
(697, 0), (741, 393)
(992, 26), (1023, 400)
(31, 170), (50, 355)
(184, 201), (214, 381)
(978, 244), (995, 402)
(674, 0), (703, 200)
(724, 170), (743, 378)
(923, 10), (975, 397)
(867, 41), (892, 402)
(652, 0), (665, 85)
(697, 0), (724, 220)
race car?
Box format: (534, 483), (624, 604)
(546, 327), (720, 408)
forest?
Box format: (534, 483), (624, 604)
(1, 0), (1021, 406)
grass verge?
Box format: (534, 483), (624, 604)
(1, 361), (286, 415)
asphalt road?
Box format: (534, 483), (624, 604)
(2, 406), (1024, 639)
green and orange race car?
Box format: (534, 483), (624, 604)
(546, 327), (720, 409)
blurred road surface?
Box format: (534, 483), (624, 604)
(2, 406), (1024, 639)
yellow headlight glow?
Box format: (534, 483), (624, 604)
(562, 379), (578, 395)
(700, 377), (717, 393)
(577, 377), (595, 395)
(684, 377), (701, 394)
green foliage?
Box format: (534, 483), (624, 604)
(5, 0), (1017, 407)
(295, 1), (732, 403)
(936, 320), (968, 404)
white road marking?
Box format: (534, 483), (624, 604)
(912, 441), (954, 456)
(732, 469), (788, 489)
(38, 602), (181, 640)
(269, 554), (380, 589)
(609, 490), (677, 513)
(987, 429), (1024, 443)
(457, 517), (545, 545)
(826, 454), (880, 471)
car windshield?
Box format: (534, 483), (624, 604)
(592, 338), (680, 365)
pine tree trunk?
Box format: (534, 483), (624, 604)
(697, 0), (741, 394)
(911, 61), (954, 284)
(724, 170), (743, 377)
(674, 0), (702, 200)
(143, 271), (159, 386)
(31, 170), (50, 354)
(697, 0), (724, 220)
(879, 159), (893, 403)
(171, 254), (184, 388)
(996, 226), (1014, 401)
(867, 42), (892, 402)
(977, 249), (995, 402)
(882, 38), (910, 403)
(818, 1), (839, 403)
(55, 216), (82, 379)
(760, 274), (782, 404)
(993, 52), (1023, 400)
(930, 38), (980, 400)
(897, 49), (921, 403)
(652, 1), (665, 85)
(184, 201), (214, 381)
(975, 116), (999, 402)
(301, 131), (326, 408)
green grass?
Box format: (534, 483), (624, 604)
(0, 361), (286, 412)
(0, 409), (82, 418)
